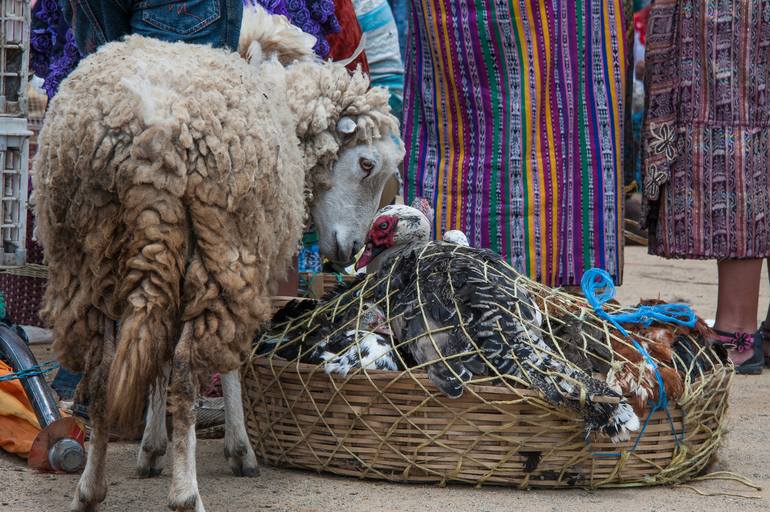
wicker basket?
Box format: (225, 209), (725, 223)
(243, 357), (730, 488)
(244, 274), (732, 490)
(245, 253), (733, 490)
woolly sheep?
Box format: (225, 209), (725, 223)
(32, 6), (403, 511)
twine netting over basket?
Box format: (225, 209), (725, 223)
(243, 244), (732, 488)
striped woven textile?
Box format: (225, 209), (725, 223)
(642, 0), (770, 259)
(352, 0), (404, 120)
(402, 0), (628, 286)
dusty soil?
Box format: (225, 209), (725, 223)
(1, 246), (769, 512)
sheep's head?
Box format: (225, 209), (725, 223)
(287, 63), (405, 265)
(311, 124), (404, 264)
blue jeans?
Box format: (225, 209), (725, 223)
(51, 366), (82, 400)
(59, 0), (243, 55)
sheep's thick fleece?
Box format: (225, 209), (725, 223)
(32, 34), (396, 428)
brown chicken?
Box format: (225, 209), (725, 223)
(543, 296), (712, 416)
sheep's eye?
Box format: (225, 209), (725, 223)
(379, 221), (389, 230)
(359, 158), (375, 173)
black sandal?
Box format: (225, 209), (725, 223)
(758, 321), (770, 367)
(711, 329), (764, 375)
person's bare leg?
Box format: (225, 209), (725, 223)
(763, 258), (770, 358)
(714, 259), (763, 365)
(764, 257), (770, 325)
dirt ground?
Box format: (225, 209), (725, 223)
(1, 246), (769, 512)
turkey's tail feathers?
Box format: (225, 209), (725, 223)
(522, 338), (641, 444)
(598, 401), (641, 443)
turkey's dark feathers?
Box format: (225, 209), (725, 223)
(376, 242), (627, 436)
(546, 317), (613, 375)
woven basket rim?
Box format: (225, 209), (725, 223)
(249, 353), (727, 404)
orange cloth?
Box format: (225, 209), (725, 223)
(0, 360), (41, 458)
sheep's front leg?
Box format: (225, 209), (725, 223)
(72, 318), (114, 511)
(137, 365), (170, 477)
(168, 323), (205, 512)
(221, 370), (259, 476)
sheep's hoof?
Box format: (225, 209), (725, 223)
(168, 491), (205, 512)
(137, 443), (167, 477)
(70, 480), (106, 512)
(224, 442), (259, 477)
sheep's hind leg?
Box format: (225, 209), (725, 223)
(221, 370), (259, 476)
(168, 323), (205, 512)
(72, 405), (109, 511)
(137, 365), (171, 477)
(72, 318), (115, 511)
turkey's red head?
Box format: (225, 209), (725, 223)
(355, 214), (398, 270)
(355, 204), (432, 271)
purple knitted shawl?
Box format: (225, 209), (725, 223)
(30, 0), (82, 98)
(30, 0), (339, 99)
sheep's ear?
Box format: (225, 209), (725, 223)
(337, 116), (357, 135)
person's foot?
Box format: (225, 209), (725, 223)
(711, 329), (764, 374)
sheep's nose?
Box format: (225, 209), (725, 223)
(332, 233), (360, 266)
(350, 240), (361, 259)
(333, 232), (347, 264)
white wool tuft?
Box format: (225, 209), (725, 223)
(120, 67), (178, 128)
(239, 3), (317, 65)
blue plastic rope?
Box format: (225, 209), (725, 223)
(580, 268), (694, 456)
(0, 360), (60, 382)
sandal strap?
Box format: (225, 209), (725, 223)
(712, 328), (754, 353)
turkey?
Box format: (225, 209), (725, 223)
(355, 205), (640, 442)
(258, 298), (401, 376)
(306, 303), (401, 376)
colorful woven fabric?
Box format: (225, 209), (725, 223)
(643, 0), (770, 259)
(386, 0), (407, 61)
(402, 0), (627, 286)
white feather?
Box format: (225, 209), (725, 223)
(442, 230), (469, 246)
(321, 331), (397, 376)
